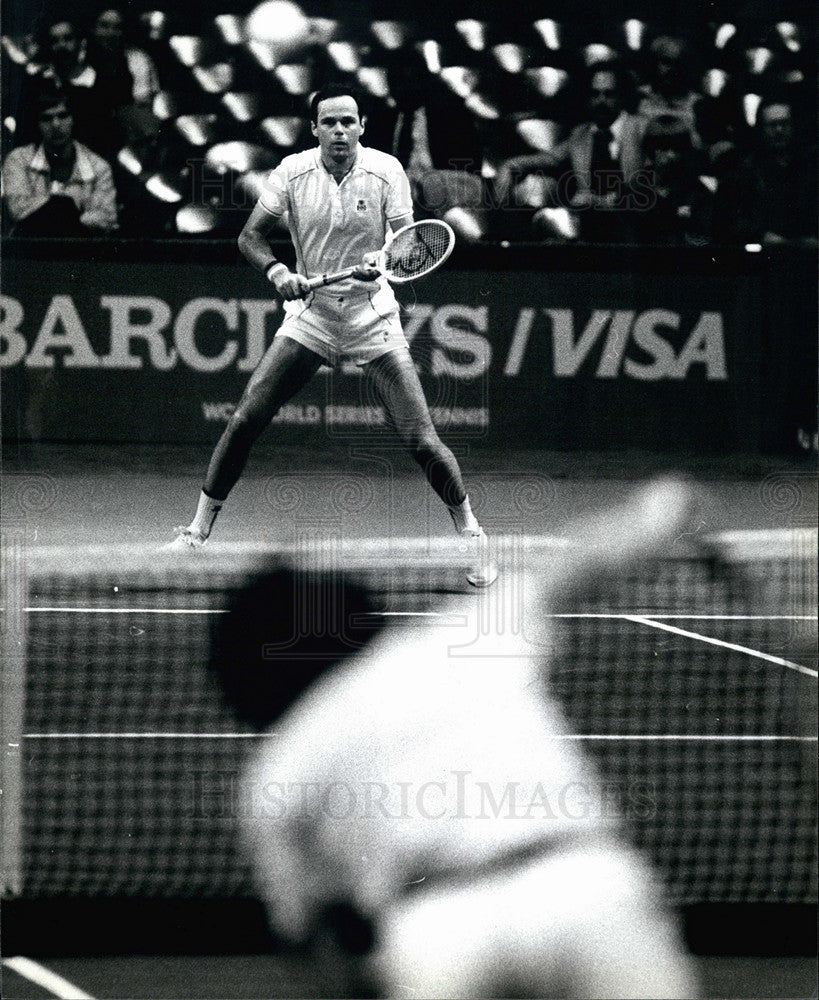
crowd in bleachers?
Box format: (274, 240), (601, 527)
(2, 0), (816, 245)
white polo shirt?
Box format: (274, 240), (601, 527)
(259, 145), (413, 298)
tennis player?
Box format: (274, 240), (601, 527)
(167, 83), (494, 586)
(212, 478), (700, 998)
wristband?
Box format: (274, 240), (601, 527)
(265, 261), (287, 282)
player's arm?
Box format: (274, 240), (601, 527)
(238, 201), (309, 301)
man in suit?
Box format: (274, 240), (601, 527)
(494, 60), (646, 242)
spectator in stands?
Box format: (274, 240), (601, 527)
(2, 86), (118, 236)
(89, 6), (160, 108)
(493, 60), (646, 243)
(16, 15), (125, 160)
(714, 97), (818, 246)
(637, 37), (702, 145)
(366, 50), (486, 242)
(628, 115), (715, 246)
(86, 6), (163, 167)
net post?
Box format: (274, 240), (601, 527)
(1, 518), (27, 897)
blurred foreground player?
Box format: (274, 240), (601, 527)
(211, 478), (700, 998)
(166, 82), (493, 585)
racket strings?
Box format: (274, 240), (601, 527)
(385, 222), (451, 279)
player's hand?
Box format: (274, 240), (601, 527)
(353, 252), (381, 282)
(271, 268), (311, 300)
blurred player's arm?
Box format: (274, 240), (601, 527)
(238, 201), (309, 300)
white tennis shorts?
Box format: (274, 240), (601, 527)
(367, 838), (698, 999)
(277, 285), (407, 367)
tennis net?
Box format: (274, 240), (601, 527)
(4, 529), (816, 903)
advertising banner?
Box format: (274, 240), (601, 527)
(1, 255), (767, 450)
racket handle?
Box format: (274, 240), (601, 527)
(304, 266), (358, 291)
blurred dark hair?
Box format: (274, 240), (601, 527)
(35, 12), (83, 52)
(31, 81), (73, 118)
(310, 82), (368, 123)
(209, 566), (383, 729)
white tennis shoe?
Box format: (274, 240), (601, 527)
(162, 526), (208, 551)
(461, 527), (498, 588)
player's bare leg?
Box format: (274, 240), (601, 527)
(364, 348), (497, 585)
(166, 337), (323, 547)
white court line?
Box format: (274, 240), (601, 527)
(625, 615), (818, 678)
(23, 608), (816, 621)
(3, 957), (95, 1000)
(25, 607), (227, 614)
(22, 733), (816, 742)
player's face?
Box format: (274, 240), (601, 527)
(312, 95), (365, 168)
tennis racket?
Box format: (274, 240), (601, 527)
(303, 219), (455, 292)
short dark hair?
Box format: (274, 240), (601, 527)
(209, 565), (383, 729)
(36, 14), (82, 52)
(33, 81), (73, 119)
(310, 83), (367, 123)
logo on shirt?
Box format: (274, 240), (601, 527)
(356, 199), (367, 212)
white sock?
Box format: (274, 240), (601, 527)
(189, 490), (223, 538)
(448, 495), (480, 534)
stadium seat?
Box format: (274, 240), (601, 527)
(205, 140), (278, 175)
(144, 171), (186, 203)
(213, 15), (245, 47)
(742, 92), (762, 126)
(139, 10), (169, 42)
(526, 66), (569, 100)
(464, 92), (500, 120)
(274, 64), (312, 96)
(245, 40), (278, 72)
(439, 66), (478, 99)
(491, 44), (533, 74)
(326, 41), (362, 73)
(221, 92), (264, 124)
(117, 146), (145, 176)
(192, 63), (234, 94)
(455, 20), (489, 53)
(773, 21), (802, 54)
(258, 115), (304, 147)
(168, 35), (215, 68)
(356, 67), (390, 100)
(307, 18), (341, 46)
(152, 91), (196, 122)
(175, 203), (221, 233)
(745, 47), (775, 76)
(416, 40), (443, 73)
(1, 35), (32, 66)
(712, 23), (737, 52)
(702, 69), (729, 98)
(582, 43), (619, 67)
(532, 18), (562, 52)
(621, 18), (647, 52)
(370, 21), (413, 51)
(516, 118), (560, 153)
(175, 114), (220, 147)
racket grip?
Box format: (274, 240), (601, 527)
(304, 266), (357, 291)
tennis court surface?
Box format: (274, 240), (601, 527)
(2, 446), (817, 998)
